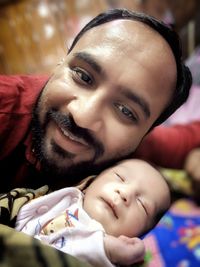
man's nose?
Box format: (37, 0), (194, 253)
(67, 94), (103, 132)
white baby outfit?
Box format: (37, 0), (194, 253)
(15, 187), (114, 267)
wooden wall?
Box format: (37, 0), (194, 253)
(0, 0), (108, 74)
(0, 0), (199, 75)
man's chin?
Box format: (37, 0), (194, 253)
(50, 140), (76, 160)
(40, 156), (96, 189)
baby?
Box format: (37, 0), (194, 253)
(15, 159), (171, 266)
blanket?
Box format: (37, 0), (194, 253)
(139, 169), (200, 267)
(0, 177), (200, 267)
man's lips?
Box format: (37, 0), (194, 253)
(54, 123), (90, 154)
(102, 197), (118, 219)
(60, 125), (89, 146)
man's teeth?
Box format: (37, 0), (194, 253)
(60, 127), (88, 146)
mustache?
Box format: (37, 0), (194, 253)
(47, 109), (104, 160)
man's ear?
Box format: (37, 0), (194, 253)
(56, 57), (65, 66)
(50, 57), (65, 75)
(66, 45), (70, 55)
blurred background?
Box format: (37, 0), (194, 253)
(0, 0), (200, 75)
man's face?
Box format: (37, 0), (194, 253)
(83, 159), (170, 237)
(33, 20), (176, 180)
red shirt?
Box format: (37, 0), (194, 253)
(0, 75), (48, 190)
(134, 120), (200, 169)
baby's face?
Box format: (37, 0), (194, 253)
(83, 159), (170, 237)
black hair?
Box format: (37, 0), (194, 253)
(76, 175), (97, 192)
(68, 8), (192, 130)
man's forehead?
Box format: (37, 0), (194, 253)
(73, 19), (171, 57)
(82, 19), (159, 40)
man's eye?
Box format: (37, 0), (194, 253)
(114, 103), (138, 122)
(72, 67), (93, 85)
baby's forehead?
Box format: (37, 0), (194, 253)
(116, 159), (153, 170)
(115, 159), (166, 184)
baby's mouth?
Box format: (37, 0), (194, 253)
(103, 197), (118, 219)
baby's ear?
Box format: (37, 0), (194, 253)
(76, 175), (96, 192)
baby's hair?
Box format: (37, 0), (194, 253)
(76, 175), (97, 192)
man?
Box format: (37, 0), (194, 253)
(0, 8), (192, 267)
(0, 9), (192, 191)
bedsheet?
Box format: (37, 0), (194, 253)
(141, 198), (200, 267)
(139, 169), (200, 267)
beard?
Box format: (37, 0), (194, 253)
(31, 96), (107, 188)
(31, 92), (135, 189)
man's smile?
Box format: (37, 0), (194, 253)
(54, 122), (91, 154)
(60, 126), (88, 145)
(46, 109), (104, 160)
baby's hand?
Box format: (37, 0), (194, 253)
(104, 234), (145, 266)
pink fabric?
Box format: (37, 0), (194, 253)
(166, 85), (200, 125)
(144, 234), (165, 267)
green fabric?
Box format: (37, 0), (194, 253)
(0, 186), (49, 227)
(0, 224), (92, 267)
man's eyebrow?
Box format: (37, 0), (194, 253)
(72, 52), (150, 118)
(73, 52), (103, 74)
(122, 88), (151, 119)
